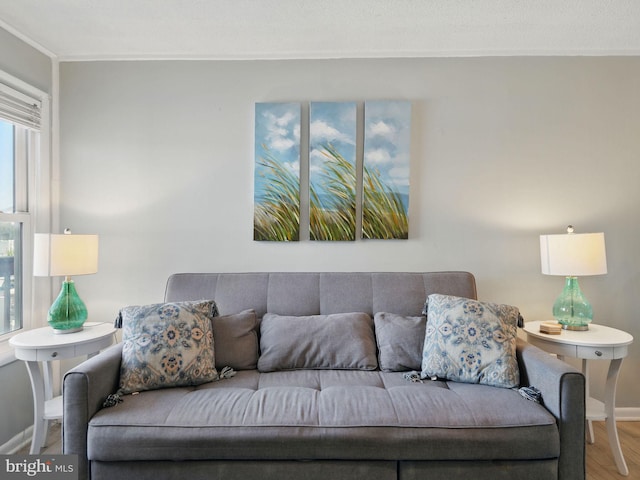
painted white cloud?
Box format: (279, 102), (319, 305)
(367, 120), (396, 140)
(275, 110), (296, 127)
(310, 120), (355, 145)
(364, 148), (392, 165)
(309, 148), (329, 171)
(284, 161), (300, 176)
(269, 136), (295, 151)
(389, 166), (410, 186)
(264, 111), (298, 153)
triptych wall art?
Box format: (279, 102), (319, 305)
(254, 100), (411, 242)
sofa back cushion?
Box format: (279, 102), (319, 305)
(257, 312), (378, 372)
(374, 312), (426, 372)
(164, 272), (478, 318)
(212, 309), (259, 370)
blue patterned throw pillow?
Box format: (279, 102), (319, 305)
(118, 300), (219, 394)
(421, 294), (520, 389)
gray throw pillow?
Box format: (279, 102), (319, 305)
(212, 309), (258, 370)
(421, 294), (520, 389)
(118, 300), (218, 394)
(258, 312), (378, 372)
(374, 312), (426, 372)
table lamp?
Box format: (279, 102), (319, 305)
(34, 229), (99, 333)
(539, 225), (607, 331)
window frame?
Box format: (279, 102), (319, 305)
(0, 70), (50, 360)
(0, 118), (35, 338)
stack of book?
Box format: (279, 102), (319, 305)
(539, 321), (563, 335)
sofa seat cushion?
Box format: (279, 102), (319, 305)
(87, 370), (558, 463)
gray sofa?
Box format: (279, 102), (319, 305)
(63, 272), (585, 480)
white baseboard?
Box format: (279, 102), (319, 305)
(0, 425), (33, 454)
(615, 407), (640, 421)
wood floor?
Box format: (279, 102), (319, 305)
(587, 421), (640, 479)
(21, 420), (640, 479)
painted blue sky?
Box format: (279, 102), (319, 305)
(254, 102), (300, 201)
(364, 100), (411, 197)
(309, 102), (356, 198)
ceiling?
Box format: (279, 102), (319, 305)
(0, 0), (639, 61)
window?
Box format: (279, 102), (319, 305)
(0, 119), (34, 335)
(0, 79), (42, 337)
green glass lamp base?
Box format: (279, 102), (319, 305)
(552, 276), (593, 331)
(562, 324), (589, 331)
(47, 279), (88, 334)
(52, 326), (83, 334)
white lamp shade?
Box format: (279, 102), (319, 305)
(540, 232), (607, 277)
(34, 233), (99, 277)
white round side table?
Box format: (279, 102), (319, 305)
(523, 321), (633, 476)
(9, 322), (116, 454)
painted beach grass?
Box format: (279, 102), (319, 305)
(254, 150), (300, 241)
(309, 144), (357, 241)
(362, 161), (408, 240)
(255, 146), (406, 242)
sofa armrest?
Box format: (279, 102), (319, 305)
(63, 342), (122, 480)
(516, 337), (585, 480)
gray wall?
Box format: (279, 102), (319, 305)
(0, 361), (34, 446)
(59, 57), (640, 408)
(0, 27), (51, 449)
(0, 27), (51, 93)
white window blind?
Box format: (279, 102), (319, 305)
(0, 82), (41, 130)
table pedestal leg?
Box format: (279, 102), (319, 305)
(41, 361), (54, 447)
(24, 361), (46, 454)
(605, 358), (628, 476)
(582, 359), (595, 444)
